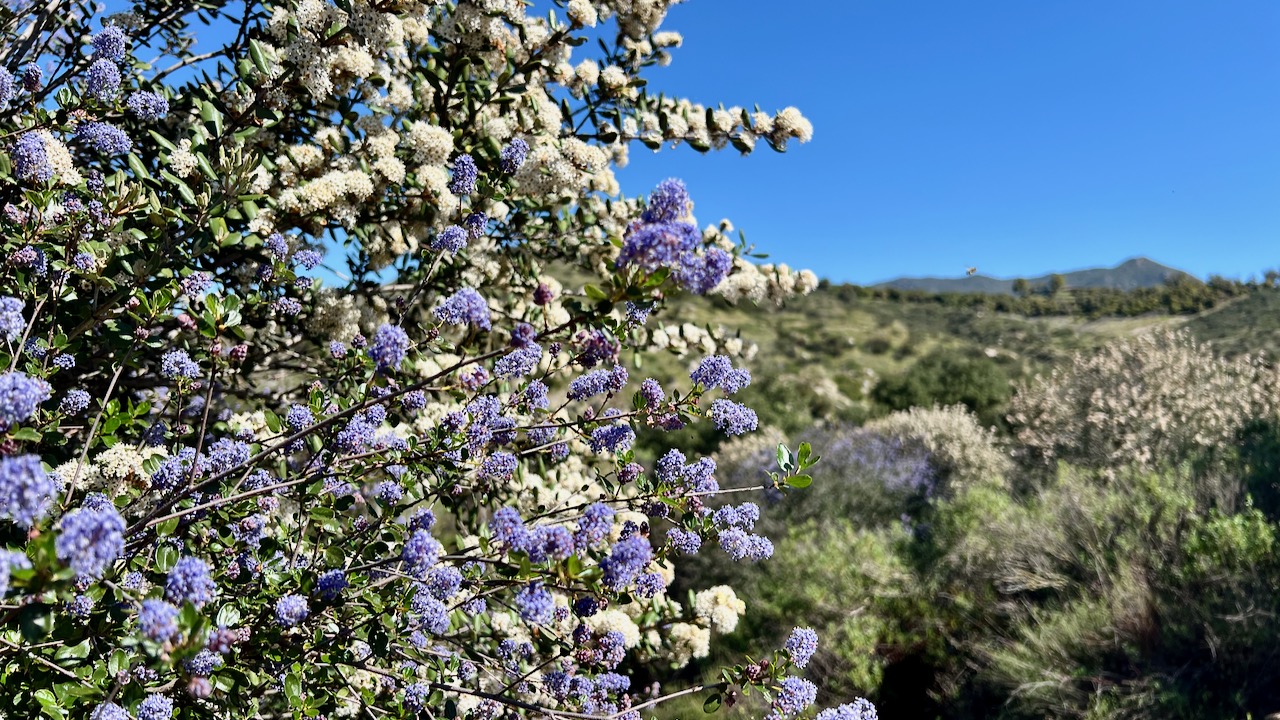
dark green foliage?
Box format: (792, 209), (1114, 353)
(871, 349), (1011, 426)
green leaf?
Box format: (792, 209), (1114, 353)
(156, 544), (178, 572)
(703, 694), (723, 714)
(10, 427), (41, 442)
(786, 474), (813, 489)
(217, 605), (241, 627)
(285, 673), (302, 706)
(584, 284), (608, 301)
(776, 443), (791, 470)
(249, 39), (271, 75)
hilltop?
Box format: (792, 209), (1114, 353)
(877, 256), (1191, 294)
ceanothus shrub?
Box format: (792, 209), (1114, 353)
(0, 1), (871, 718)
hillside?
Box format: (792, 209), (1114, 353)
(877, 256), (1191, 294)
(647, 278), (1278, 443)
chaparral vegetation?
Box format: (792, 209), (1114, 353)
(0, 0), (879, 719)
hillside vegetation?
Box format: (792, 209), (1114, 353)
(647, 277), (1280, 720)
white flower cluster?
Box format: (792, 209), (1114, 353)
(1009, 329), (1280, 476)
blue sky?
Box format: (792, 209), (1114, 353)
(613, 1), (1280, 284)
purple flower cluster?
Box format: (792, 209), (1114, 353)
(600, 535), (653, 591)
(815, 700), (878, 720)
(0, 550), (31, 597)
(92, 26), (128, 61)
(137, 599), (180, 642)
(768, 677), (818, 720)
(160, 350), (200, 379)
(589, 423), (635, 454)
(785, 626), (819, 668)
(0, 372), (51, 430)
(127, 91), (169, 120)
(369, 323), (410, 372)
(642, 178), (690, 223)
(655, 450), (720, 494)
(667, 527), (702, 555)
(718, 527), (773, 562)
(137, 695), (175, 720)
(0, 455), (56, 528)
(76, 122), (132, 155)
(500, 138), (529, 174)
(166, 556), (217, 607)
(274, 594), (309, 627)
(432, 224), (468, 253)
(617, 179), (734, 294)
(434, 288), (491, 330)
(478, 451), (518, 481)
(84, 59), (121, 100)
(317, 569), (348, 600)
(515, 582), (555, 624)
(55, 502), (125, 578)
(184, 649), (223, 675)
(0, 68), (11, 110)
(11, 133), (52, 183)
(690, 355), (751, 394)
(0, 297), (24, 341)
(92, 703), (128, 720)
(575, 502), (614, 550)
(709, 399), (758, 436)
(568, 365), (628, 400)
(494, 343), (543, 379)
(402, 529), (442, 579)
(449, 154), (478, 195)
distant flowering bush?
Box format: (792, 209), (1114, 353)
(1008, 329), (1280, 477)
(0, 2), (872, 719)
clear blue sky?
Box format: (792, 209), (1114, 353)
(613, 1), (1280, 284)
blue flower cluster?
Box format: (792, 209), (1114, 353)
(449, 154), (478, 195)
(655, 450), (720, 494)
(690, 355), (751, 394)
(434, 287), (491, 330)
(494, 343), (543, 379)
(317, 569), (348, 600)
(709, 399), (758, 436)
(402, 528), (442, 579)
(599, 535), (653, 591)
(0, 371), (50, 430)
(785, 626), (819, 668)
(76, 122), (132, 155)
(432, 224), (468, 253)
(616, 179), (734, 295)
(0, 550), (31, 597)
(11, 133), (52, 183)
(768, 677), (817, 720)
(137, 695), (174, 720)
(166, 556), (217, 607)
(499, 138), (529, 174)
(815, 699), (879, 720)
(274, 594), (309, 627)
(55, 502), (125, 578)
(568, 365), (628, 400)
(160, 350), (200, 379)
(589, 423), (635, 454)
(369, 323), (410, 372)
(84, 59), (120, 100)
(0, 455), (56, 528)
(137, 599), (180, 642)
(0, 297), (24, 341)
(127, 91), (168, 120)
(515, 582), (555, 624)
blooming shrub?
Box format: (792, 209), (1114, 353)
(1008, 329), (1280, 476)
(0, 1), (875, 718)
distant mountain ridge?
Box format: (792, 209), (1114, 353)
(877, 257), (1193, 295)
